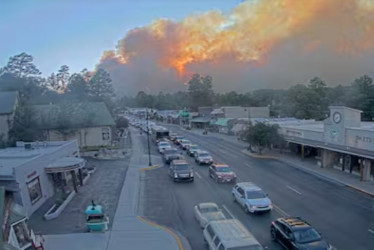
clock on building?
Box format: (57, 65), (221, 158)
(333, 112), (342, 124)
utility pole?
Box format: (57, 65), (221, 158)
(146, 108), (152, 166)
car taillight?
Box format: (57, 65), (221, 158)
(271, 221), (275, 225)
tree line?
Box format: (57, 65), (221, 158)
(0, 52), (116, 145)
(119, 74), (374, 121)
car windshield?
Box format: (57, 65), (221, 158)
(199, 206), (219, 213)
(293, 228), (321, 243)
(182, 140), (190, 144)
(199, 153), (209, 157)
(246, 191), (266, 199)
(216, 167), (231, 172)
(165, 149), (177, 154)
(190, 146), (199, 150)
(159, 142), (169, 146)
(174, 164), (189, 170)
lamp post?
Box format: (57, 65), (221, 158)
(146, 108), (152, 166)
(246, 107), (252, 151)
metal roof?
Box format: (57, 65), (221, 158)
(32, 102), (115, 129)
(0, 91), (18, 114)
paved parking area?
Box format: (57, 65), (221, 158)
(29, 154), (131, 234)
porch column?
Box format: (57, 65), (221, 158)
(301, 145), (305, 159)
(362, 159), (372, 181)
(321, 149), (334, 168)
(70, 170), (78, 193)
(78, 169), (83, 186)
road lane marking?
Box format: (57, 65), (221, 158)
(245, 163), (252, 168)
(286, 185), (302, 195)
(195, 171), (202, 179)
(222, 205), (237, 220)
(369, 229), (374, 234)
(273, 204), (289, 217)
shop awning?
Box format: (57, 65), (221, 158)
(215, 118), (230, 127)
(45, 157), (86, 173)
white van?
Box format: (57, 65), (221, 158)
(203, 219), (264, 250)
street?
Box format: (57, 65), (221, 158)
(140, 124), (374, 250)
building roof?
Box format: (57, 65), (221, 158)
(211, 108), (224, 115)
(33, 102), (115, 129)
(0, 91), (18, 115)
(0, 141), (76, 177)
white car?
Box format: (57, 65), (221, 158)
(194, 150), (213, 165)
(193, 203), (226, 228)
(232, 182), (272, 213)
(158, 141), (171, 153)
(179, 139), (192, 150)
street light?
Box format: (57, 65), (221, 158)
(246, 107), (252, 151)
(146, 108), (152, 166)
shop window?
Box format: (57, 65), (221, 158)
(12, 221), (31, 248)
(27, 177), (42, 204)
(102, 128), (110, 140)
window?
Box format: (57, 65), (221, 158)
(102, 127), (110, 140)
(206, 225), (215, 238)
(237, 187), (244, 196)
(214, 236), (221, 246)
(27, 177), (42, 204)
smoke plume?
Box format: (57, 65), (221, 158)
(97, 0), (374, 94)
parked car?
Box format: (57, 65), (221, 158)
(187, 144), (200, 156)
(174, 136), (184, 145)
(169, 159), (194, 182)
(271, 217), (333, 250)
(194, 150), (213, 165)
(180, 139), (191, 150)
(158, 141), (171, 154)
(163, 148), (184, 164)
(193, 203), (226, 228)
(203, 219), (264, 250)
(209, 164), (237, 183)
(232, 182), (272, 213)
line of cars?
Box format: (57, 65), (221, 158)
(154, 129), (334, 250)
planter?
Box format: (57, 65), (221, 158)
(44, 191), (76, 220)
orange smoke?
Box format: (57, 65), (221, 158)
(100, 0), (374, 75)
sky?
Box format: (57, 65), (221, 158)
(0, 0), (238, 75)
(2, 0), (374, 95)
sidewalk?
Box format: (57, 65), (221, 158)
(168, 124), (374, 197)
(44, 128), (186, 250)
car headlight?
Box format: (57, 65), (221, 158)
(218, 175), (222, 178)
(269, 203), (273, 209)
(190, 172), (194, 177)
(174, 173), (178, 178)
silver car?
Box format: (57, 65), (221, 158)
(193, 203), (226, 228)
(232, 182), (272, 213)
(194, 150), (213, 165)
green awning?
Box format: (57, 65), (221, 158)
(179, 110), (190, 117)
(215, 118), (230, 126)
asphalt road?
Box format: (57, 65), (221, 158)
(140, 124), (374, 250)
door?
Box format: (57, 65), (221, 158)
(236, 187), (245, 206)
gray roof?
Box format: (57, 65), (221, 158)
(33, 102), (115, 129)
(0, 91), (18, 114)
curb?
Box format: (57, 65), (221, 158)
(241, 149), (278, 160)
(139, 165), (160, 172)
(242, 150), (374, 197)
(137, 216), (185, 250)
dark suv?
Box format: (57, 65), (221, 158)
(270, 217), (332, 250)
